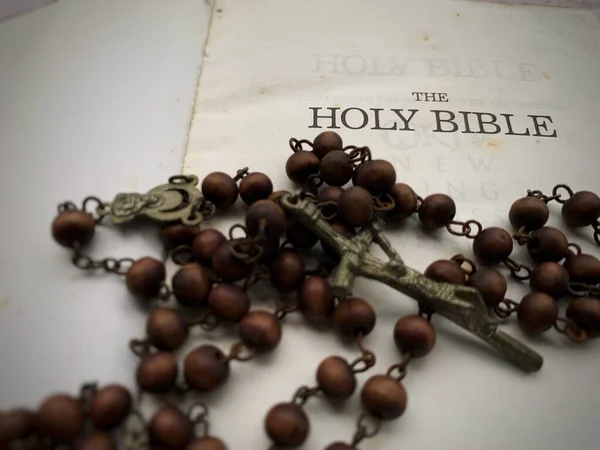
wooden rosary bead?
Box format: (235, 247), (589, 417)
(0, 409), (35, 444)
(388, 183), (418, 219)
(338, 186), (374, 227)
(285, 150), (320, 184)
(561, 191), (600, 227)
(298, 276), (335, 321)
(185, 436), (228, 450)
(201, 172), (239, 209)
(566, 297), (600, 338)
(36, 394), (85, 441)
(239, 310), (281, 352)
(418, 194), (456, 230)
(529, 262), (569, 299)
(246, 200), (287, 241)
(325, 443), (354, 450)
(354, 159), (396, 194)
(184, 345), (230, 392)
(212, 241), (253, 282)
(52, 210), (96, 248)
(264, 403), (309, 447)
(316, 356), (356, 400)
(424, 260), (465, 285)
(125, 257), (166, 299)
(88, 384), (132, 430)
(321, 222), (355, 259)
(467, 267), (507, 308)
(333, 297), (376, 338)
(146, 308), (189, 351)
(172, 263), (212, 308)
(319, 151), (354, 187)
(75, 431), (116, 450)
(285, 218), (319, 249)
(361, 375), (407, 420)
(393, 315), (436, 358)
(319, 186), (344, 204)
(149, 406), (194, 449)
(239, 172), (273, 205)
(517, 292), (558, 335)
(136, 352), (178, 393)
(313, 131), (343, 159)
(563, 254), (600, 284)
(160, 224), (201, 249)
(473, 227), (513, 265)
(208, 283), (250, 323)
(508, 196), (549, 231)
(191, 229), (227, 267)
(527, 227), (568, 263)
(271, 250), (306, 293)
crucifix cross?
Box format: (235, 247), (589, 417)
(281, 194), (543, 373)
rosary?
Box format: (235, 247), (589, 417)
(1, 131), (599, 449)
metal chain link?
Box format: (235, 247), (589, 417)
(291, 385), (320, 406)
(445, 219), (483, 239)
(554, 317), (588, 342)
(351, 412), (381, 447)
(494, 298), (520, 319)
(502, 257), (532, 281)
(71, 245), (134, 276)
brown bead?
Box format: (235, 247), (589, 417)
(126, 257), (166, 299)
(517, 292), (558, 335)
(313, 131), (343, 159)
(393, 315), (436, 357)
(319, 186), (344, 204)
(319, 151), (353, 187)
(424, 260), (465, 285)
(316, 356), (356, 400)
(563, 254), (600, 284)
(561, 191), (600, 227)
(361, 375), (407, 420)
(136, 352), (178, 393)
(185, 436), (228, 450)
(208, 283), (250, 323)
(467, 267), (507, 308)
(354, 160), (396, 194)
(0, 409), (35, 443)
(286, 218), (319, 249)
(530, 262), (569, 299)
(184, 345), (230, 392)
(201, 172), (239, 209)
(333, 297), (376, 338)
(566, 297), (600, 338)
(239, 172), (273, 205)
(321, 222), (355, 259)
(388, 183), (418, 219)
(325, 443), (354, 450)
(269, 190), (292, 204)
(75, 431), (116, 450)
(172, 263), (212, 308)
(473, 227), (513, 265)
(89, 385), (132, 430)
(264, 403), (309, 447)
(149, 406), (194, 449)
(146, 308), (188, 351)
(191, 229), (227, 267)
(338, 186), (374, 228)
(239, 310), (281, 352)
(527, 226), (568, 263)
(37, 394), (84, 441)
(246, 200), (287, 241)
(298, 276), (335, 321)
(52, 210), (96, 248)
(418, 194), (456, 230)
(159, 224), (201, 249)
(508, 196), (549, 231)
(286, 151), (320, 184)
(271, 250), (306, 293)
(212, 241), (253, 282)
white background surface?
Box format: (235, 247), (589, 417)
(0, 1), (599, 450)
(0, 0), (211, 404)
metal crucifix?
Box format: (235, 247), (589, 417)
(280, 194), (543, 373)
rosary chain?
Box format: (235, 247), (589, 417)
(446, 219), (483, 239)
(291, 385), (321, 406)
(351, 412), (381, 447)
(553, 317), (588, 342)
(502, 257), (532, 281)
(71, 244), (134, 276)
(568, 282), (600, 298)
(494, 298), (520, 319)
